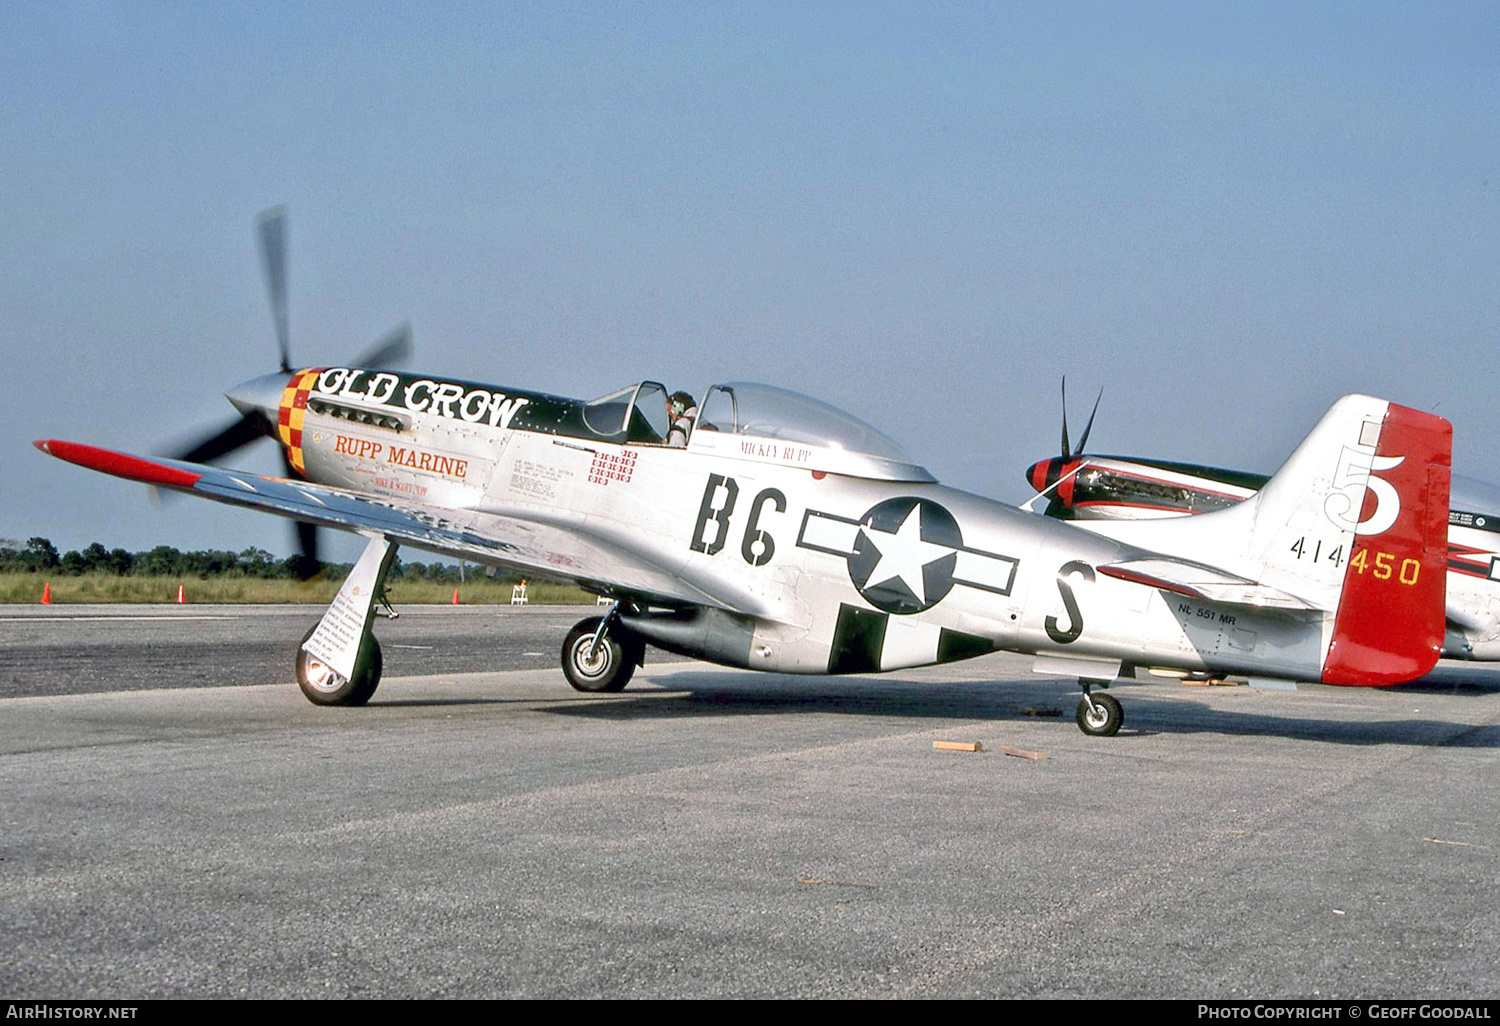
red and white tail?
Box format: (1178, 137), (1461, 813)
(1075, 395), (1451, 685)
(1238, 394), (1451, 684)
(1318, 401), (1451, 683)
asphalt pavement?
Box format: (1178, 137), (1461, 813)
(1, 606), (1496, 998)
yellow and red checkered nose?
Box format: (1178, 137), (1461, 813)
(276, 368), (323, 476)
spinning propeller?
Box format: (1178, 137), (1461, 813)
(164, 207), (413, 578)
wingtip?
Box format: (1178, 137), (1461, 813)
(32, 439), (203, 489)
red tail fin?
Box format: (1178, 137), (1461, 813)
(1323, 402), (1451, 685)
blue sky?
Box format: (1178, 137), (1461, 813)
(4, 2), (1497, 561)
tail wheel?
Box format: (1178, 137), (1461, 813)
(296, 625), (382, 706)
(1075, 691), (1123, 736)
(562, 617), (639, 693)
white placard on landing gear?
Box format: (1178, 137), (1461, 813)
(302, 534), (396, 681)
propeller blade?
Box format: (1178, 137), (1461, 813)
(257, 207), (291, 373)
(351, 321), (413, 370)
(1075, 388), (1103, 456)
(169, 411), (271, 465)
(289, 520), (321, 581)
(1060, 377), (1071, 458)
(278, 447), (322, 580)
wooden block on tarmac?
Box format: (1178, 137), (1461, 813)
(999, 746), (1047, 761)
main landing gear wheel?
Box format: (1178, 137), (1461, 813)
(562, 616), (640, 693)
(296, 626), (383, 706)
(1075, 691), (1123, 737)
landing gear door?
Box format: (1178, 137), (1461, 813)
(303, 533), (397, 680)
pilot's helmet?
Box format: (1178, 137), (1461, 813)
(670, 391), (695, 418)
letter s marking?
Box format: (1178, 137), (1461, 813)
(1045, 560), (1094, 644)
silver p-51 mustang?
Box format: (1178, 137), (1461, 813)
(34, 213), (1454, 736)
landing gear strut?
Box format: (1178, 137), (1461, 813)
(562, 603), (643, 693)
(295, 533), (398, 707)
(1075, 683), (1123, 737)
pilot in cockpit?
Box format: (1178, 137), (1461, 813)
(666, 391), (698, 447)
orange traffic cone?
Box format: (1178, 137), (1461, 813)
(451, 587), (460, 605)
(40, 581), (51, 605)
(176, 583), (185, 604)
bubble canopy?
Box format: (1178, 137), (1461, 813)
(692, 382), (934, 483)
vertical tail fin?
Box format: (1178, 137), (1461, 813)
(1080, 395), (1451, 684)
(1319, 401), (1451, 683)
(1244, 394), (1450, 683)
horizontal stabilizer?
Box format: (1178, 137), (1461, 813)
(1097, 558), (1318, 611)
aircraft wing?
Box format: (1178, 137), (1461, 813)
(1097, 557), (1320, 612)
(33, 440), (741, 611)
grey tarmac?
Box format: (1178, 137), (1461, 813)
(0, 606), (1496, 998)
(0, 603), (688, 699)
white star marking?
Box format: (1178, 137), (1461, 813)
(860, 504), (953, 604)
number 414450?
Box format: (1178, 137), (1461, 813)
(1291, 536), (1421, 585)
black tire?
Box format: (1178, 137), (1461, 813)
(1075, 691), (1123, 736)
(296, 625), (383, 706)
(562, 617), (637, 693)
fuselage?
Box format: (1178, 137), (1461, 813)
(250, 366), (1342, 683)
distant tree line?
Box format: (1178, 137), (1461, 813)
(0, 537), (486, 583)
